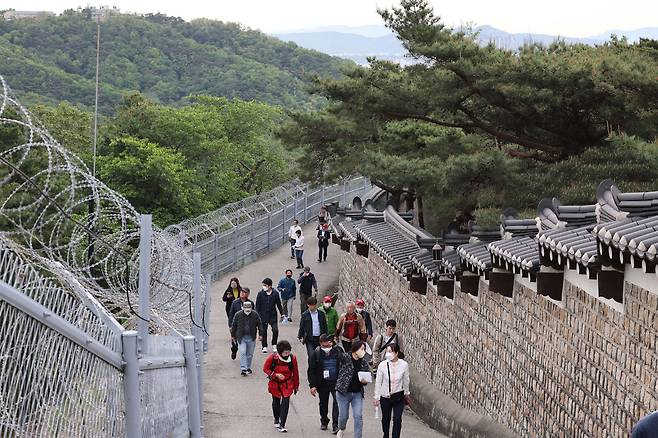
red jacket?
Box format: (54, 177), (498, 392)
(263, 353), (300, 398)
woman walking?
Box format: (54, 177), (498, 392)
(335, 340), (370, 438)
(373, 344), (410, 438)
(263, 340), (300, 433)
(222, 277), (242, 321)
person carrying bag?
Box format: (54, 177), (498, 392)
(373, 344), (410, 438)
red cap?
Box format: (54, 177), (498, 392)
(355, 299), (365, 306)
(323, 295), (332, 303)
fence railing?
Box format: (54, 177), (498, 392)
(167, 177), (372, 279)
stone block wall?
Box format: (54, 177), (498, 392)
(338, 245), (658, 437)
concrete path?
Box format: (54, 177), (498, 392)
(203, 223), (445, 438)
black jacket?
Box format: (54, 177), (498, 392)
(228, 298), (255, 326)
(297, 309), (328, 343)
(317, 229), (331, 247)
(308, 345), (342, 389)
(297, 272), (318, 295)
(255, 289), (283, 323)
(222, 286), (242, 316)
(358, 309), (373, 338)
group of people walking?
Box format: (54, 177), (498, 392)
(288, 212), (333, 269)
(224, 270), (410, 437)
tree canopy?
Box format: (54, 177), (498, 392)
(279, 0), (658, 232)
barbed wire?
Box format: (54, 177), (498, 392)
(0, 75), (205, 333)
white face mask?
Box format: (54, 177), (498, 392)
(385, 352), (395, 361)
(321, 347), (332, 353)
(243, 308), (252, 315)
(355, 349), (366, 359)
(263, 286), (269, 292)
(356, 308), (364, 313)
(280, 354), (291, 363)
(323, 303), (331, 309)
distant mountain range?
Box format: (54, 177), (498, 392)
(274, 24), (658, 65)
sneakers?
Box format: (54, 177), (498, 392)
(288, 317), (292, 322)
(331, 426), (339, 435)
(274, 421), (280, 429)
(320, 424), (328, 430)
(318, 259), (322, 263)
(279, 427), (288, 433)
(240, 370), (247, 377)
(336, 430), (344, 438)
(290, 256), (295, 259)
(262, 346), (268, 354)
(246, 368), (253, 374)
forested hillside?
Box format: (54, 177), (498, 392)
(0, 10), (353, 113)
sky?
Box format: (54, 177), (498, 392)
(7, 1), (657, 37)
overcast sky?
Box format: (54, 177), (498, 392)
(9, 1), (657, 37)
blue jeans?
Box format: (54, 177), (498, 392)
(295, 249), (304, 267)
(336, 391), (363, 438)
(238, 336), (255, 371)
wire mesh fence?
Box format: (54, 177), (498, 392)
(167, 177), (372, 279)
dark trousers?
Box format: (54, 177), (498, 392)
(290, 241), (295, 257)
(272, 395), (290, 427)
(318, 243), (328, 261)
(261, 320), (279, 348)
(299, 293), (311, 315)
(318, 385), (339, 428)
(380, 396), (404, 438)
(341, 339), (353, 353)
(305, 336), (321, 358)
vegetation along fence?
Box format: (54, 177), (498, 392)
(166, 176), (372, 279)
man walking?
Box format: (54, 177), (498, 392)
(355, 299), (373, 341)
(256, 278), (284, 353)
(308, 334), (341, 434)
(228, 287), (254, 327)
(298, 296), (328, 358)
(297, 266), (318, 315)
(230, 301), (262, 376)
(317, 223), (331, 263)
(320, 295), (339, 338)
(336, 302), (367, 352)
(277, 269), (296, 322)
(288, 219), (302, 259)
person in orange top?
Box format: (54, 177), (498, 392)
(336, 302), (367, 352)
(263, 340), (300, 433)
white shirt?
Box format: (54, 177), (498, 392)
(288, 225), (302, 239)
(374, 359), (410, 399)
(294, 234), (304, 250)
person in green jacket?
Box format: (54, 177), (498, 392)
(320, 294), (339, 337)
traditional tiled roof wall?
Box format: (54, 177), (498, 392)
(457, 242), (491, 276)
(354, 221), (418, 276)
(537, 226), (599, 274)
(500, 217), (537, 237)
(488, 236), (539, 275)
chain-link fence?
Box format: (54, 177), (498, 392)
(166, 177), (372, 279)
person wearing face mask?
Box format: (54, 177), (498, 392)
(373, 344), (410, 438)
(308, 334), (341, 433)
(354, 299), (373, 341)
(263, 340), (300, 433)
(335, 341), (370, 438)
(230, 301), (262, 376)
(256, 278), (284, 354)
(336, 302), (367, 353)
(298, 296), (328, 359)
(372, 320), (405, 369)
(319, 295), (339, 338)
(277, 269), (297, 323)
(222, 277), (243, 321)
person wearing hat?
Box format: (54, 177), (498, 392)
(355, 299), (373, 341)
(317, 222), (331, 263)
(320, 294), (339, 338)
(230, 301), (262, 376)
(308, 334), (342, 433)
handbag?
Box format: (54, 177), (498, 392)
(387, 362), (405, 403)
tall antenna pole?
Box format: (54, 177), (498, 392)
(92, 17), (100, 177)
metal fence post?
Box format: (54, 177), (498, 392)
(122, 331), (142, 438)
(250, 216), (255, 256)
(303, 184), (309, 223)
(184, 335), (202, 438)
(267, 210), (272, 250)
(232, 226), (238, 271)
(138, 214), (152, 355)
(293, 197), (298, 221)
(192, 252), (204, 427)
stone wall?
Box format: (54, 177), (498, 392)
(338, 244), (658, 437)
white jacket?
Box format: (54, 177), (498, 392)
(288, 225), (302, 239)
(294, 234), (304, 250)
(374, 359), (410, 399)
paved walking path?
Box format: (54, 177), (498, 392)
(203, 223), (445, 438)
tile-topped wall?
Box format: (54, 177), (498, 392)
(338, 245), (658, 437)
